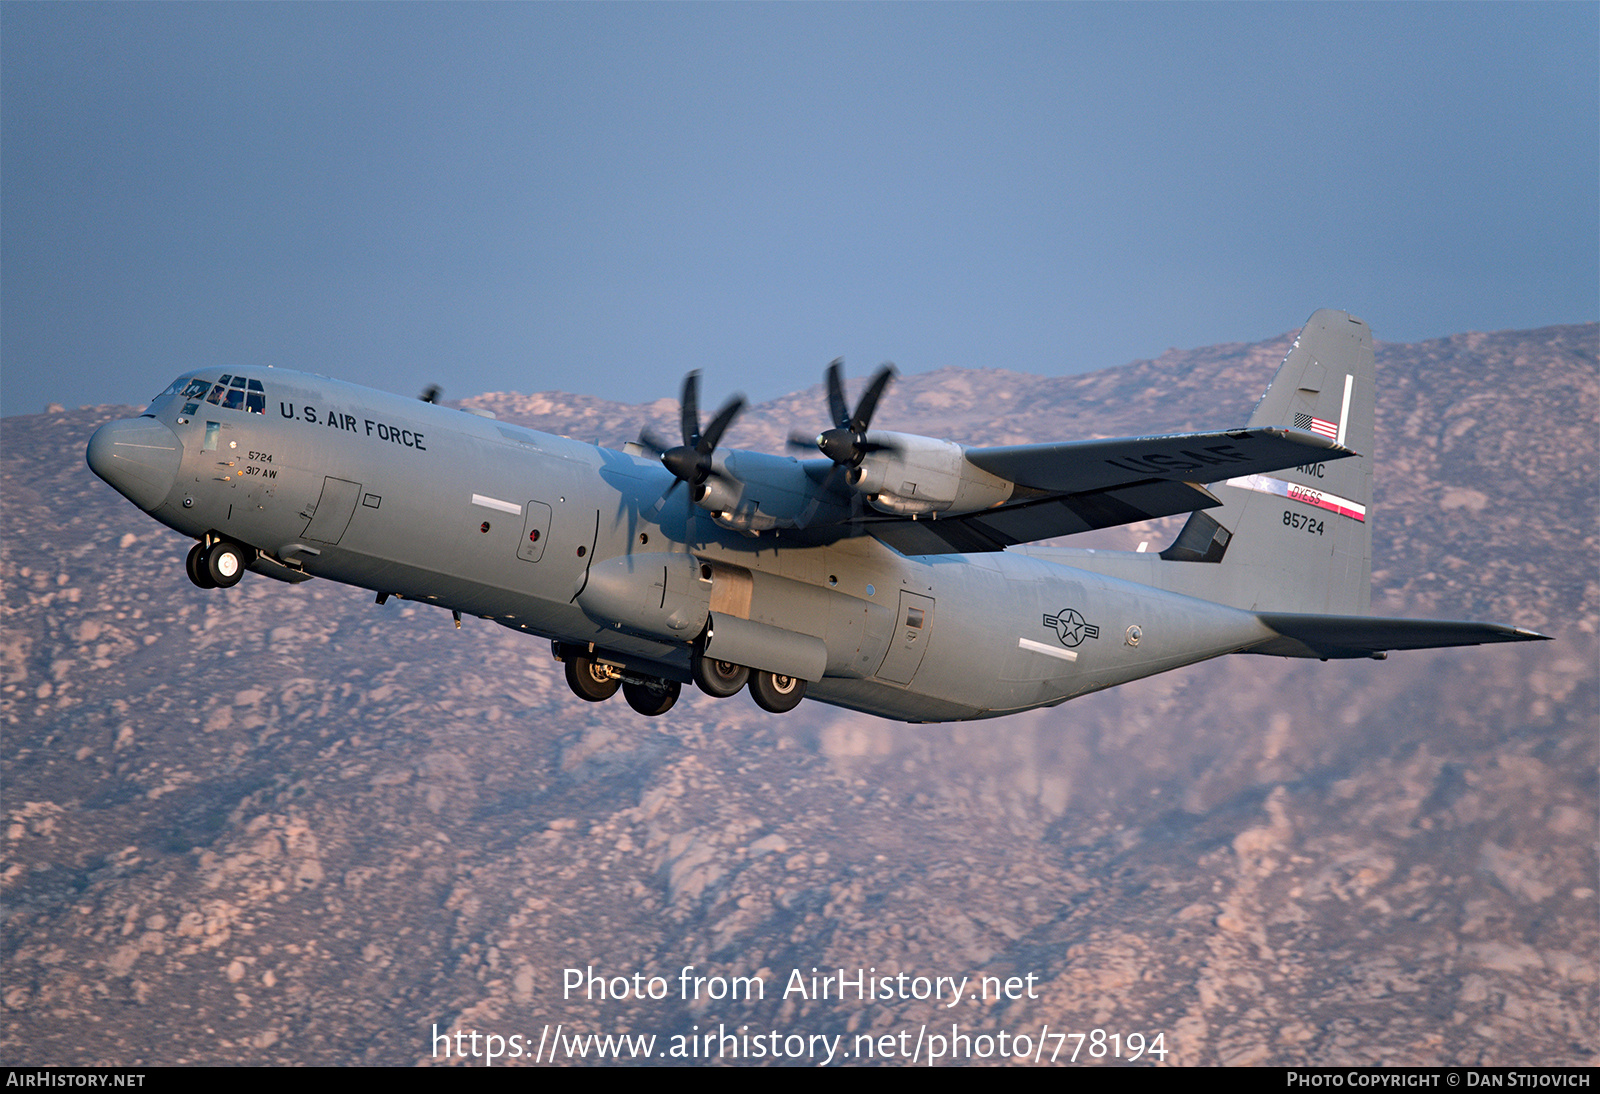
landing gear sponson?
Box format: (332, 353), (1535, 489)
(554, 643), (805, 716)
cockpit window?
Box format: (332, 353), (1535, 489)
(150, 375), (216, 416)
(186, 373), (267, 414)
(153, 373), (268, 418)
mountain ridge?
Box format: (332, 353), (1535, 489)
(3, 321), (1593, 1065)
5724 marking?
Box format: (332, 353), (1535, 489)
(1283, 510), (1324, 535)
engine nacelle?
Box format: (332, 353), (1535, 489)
(688, 450), (822, 533)
(846, 432), (1014, 516)
(697, 477), (791, 532)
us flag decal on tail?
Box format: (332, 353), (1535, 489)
(1293, 373), (1355, 445)
(1294, 412), (1340, 440)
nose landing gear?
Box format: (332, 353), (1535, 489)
(185, 538), (251, 589)
(185, 542), (216, 589)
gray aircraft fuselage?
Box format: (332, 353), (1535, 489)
(90, 312), (1546, 722)
(88, 367), (1275, 722)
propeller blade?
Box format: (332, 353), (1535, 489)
(643, 477), (682, 521)
(825, 358), (849, 430)
(680, 371), (701, 449)
(804, 358), (897, 467)
(788, 462), (847, 530)
(649, 371), (745, 494)
(646, 371), (745, 511)
(850, 363), (896, 434)
(699, 394), (745, 454)
(419, 385), (443, 404)
(637, 428), (672, 458)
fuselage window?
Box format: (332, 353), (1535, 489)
(245, 378), (265, 414)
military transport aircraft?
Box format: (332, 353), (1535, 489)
(86, 310), (1546, 721)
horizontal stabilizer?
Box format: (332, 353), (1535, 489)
(1252, 613), (1550, 660)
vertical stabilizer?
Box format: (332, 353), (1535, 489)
(1163, 309), (1375, 613)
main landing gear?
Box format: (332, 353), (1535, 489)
(692, 653), (749, 698)
(746, 669), (805, 713)
(556, 646), (808, 717)
(564, 654), (621, 702)
(689, 641), (805, 712)
(561, 650), (683, 717)
(185, 538), (251, 589)
(623, 679), (681, 717)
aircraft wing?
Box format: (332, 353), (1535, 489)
(870, 427), (1352, 554)
(963, 427), (1352, 494)
(1251, 614), (1551, 659)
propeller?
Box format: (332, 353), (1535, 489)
(639, 371), (745, 504)
(778, 358), (897, 533)
(418, 385), (443, 404)
(788, 358), (896, 467)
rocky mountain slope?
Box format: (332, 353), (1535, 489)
(3, 323), (1594, 1065)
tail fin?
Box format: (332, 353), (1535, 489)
(1163, 309), (1375, 614)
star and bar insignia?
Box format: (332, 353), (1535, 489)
(1043, 608), (1100, 648)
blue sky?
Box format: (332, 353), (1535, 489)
(3, 3), (1595, 419)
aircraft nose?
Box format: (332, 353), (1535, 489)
(86, 417), (184, 512)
